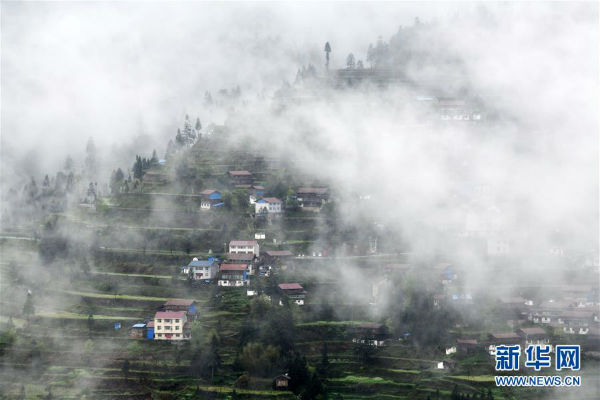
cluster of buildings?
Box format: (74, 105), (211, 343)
(199, 171), (330, 215)
(180, 240), (295, 287)
(129, 299), (197, 341)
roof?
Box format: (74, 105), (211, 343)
(165, 299), (196, 307)
(259, 197), (282, 203)
(252, 185), (265, 190)
(278, 283), (303, 290)
(132, 323), (146, 328)
(230, 240), (258, 246)
(437, 98), (466, 107)
(227, 253), (255, 261)
(266, 250), (294, 257)
(229, 170), (251, 176)
(200, 189), (219, 195)
(188, 259), (216, 267)
(518, 327), (547, 336)
(489, 332), (520, 340)
(220, 264), (248, 271)
(297, 187), (328, 194)
(457, 338), (478, 345)
(146, 321), (155, 328)
(559, 310), (595, 319)
(155, 311), (186, 319)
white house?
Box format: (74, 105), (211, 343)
(181, 257), (219, 281)
(255, 197), (283, 215)
(229, 240), (260, 257)
(154, 311), (189, 341)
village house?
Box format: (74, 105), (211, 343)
(517, 327), (550, 348)
(229, 240), (260, 257)
(273, 374), (291, 390)
(218, 264), (249, 286)
(558, 310), (596, 334)
(181, 258), (219, 281)
(164, 299), (197, 318)
(487, 332), (522, 356)
(435, 97), (482, 121)
(352, 322), (389, 347)
(248, 185), (265, 204)
(153, 311), (189, 341)
(225, 253), (257, 275)
(255, 197), (283, 215)
(296, 187), (329, 210)
(129, 323), (146, 338)
(456, 338), (479, 354)
(228, 170), (253, 186)
(278, 283), (306, 306)
(263, 250), (294, 266)
(434, 263), (457, 285)
(200, 189), (224, 210)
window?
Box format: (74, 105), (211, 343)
(175, 326), (179, 330)
(176, 334), (180, 337)
(165, 319), (171, 323)
(157, 319), (162, 323)
(175, 319), (180, 323)
(157, 326), (162, 330)
(158, 333), (162, 337)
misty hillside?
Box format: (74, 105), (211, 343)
(1, 2), (599, 400)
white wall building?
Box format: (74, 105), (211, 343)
(154, 311), (188, 340)
(229, 240), (260, 257)
(255, 197), (283, 215)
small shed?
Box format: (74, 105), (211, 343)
(146, 321), (155, 340)
(129, 323), (146, 338)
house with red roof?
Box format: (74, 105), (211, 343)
(153, 311), (189, 341)
(164, 299), (197, 316)
(278, 283), (306, 306)
(218, 264), (249, 287)
(228, 170), (253, 186)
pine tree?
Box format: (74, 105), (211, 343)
(195, 118), (202, 131)
(85, 137), (97, 179)
(324, 42), (332, 69)
(346, 53), (356, 69)
(317, 342), (329, 376)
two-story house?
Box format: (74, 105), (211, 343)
(182, 258), (219, 281)
(228, 170), (253, 186)
(153, 311), (189, 341)
(218, 264), (249, 287)
(278, 283), (306, 306)
(255, 197), (283, 215)
(296, 187), (329, 210)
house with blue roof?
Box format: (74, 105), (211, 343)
(181, 257), (219, 281)
(200, 189), (224, 210)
